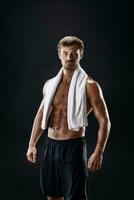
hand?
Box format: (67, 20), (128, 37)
(26, 146), (37, 164)
(88, 152), (103, 171)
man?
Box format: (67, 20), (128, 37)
(26, 36), (111, 200)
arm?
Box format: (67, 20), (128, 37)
(26, 99), (44, 163)
(86, 79), (111, 171)
(26, 80), (49, 164)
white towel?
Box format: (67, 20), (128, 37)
(41, 65), (88, 131)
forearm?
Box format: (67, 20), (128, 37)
(94, 119), (111, 155)
(29, 110), (44, 147)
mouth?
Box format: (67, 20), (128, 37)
(66, 61), (74, 64)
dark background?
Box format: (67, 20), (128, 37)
(1, 0), (133, 199)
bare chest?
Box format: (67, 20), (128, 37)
(52, 82), (70, 107)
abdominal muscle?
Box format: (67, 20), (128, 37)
(48, 107), (86, 140)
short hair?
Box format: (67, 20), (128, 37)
(57, 36), (84, 57)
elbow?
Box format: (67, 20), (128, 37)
(108, 119), (111, 129)
(100, 117), (111, 131)
(106, 118), (111, 133)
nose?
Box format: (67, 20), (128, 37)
(67, 53), (73, 61)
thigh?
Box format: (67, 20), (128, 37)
(62, 140), (88, 200)
(40, 140), (64, 197)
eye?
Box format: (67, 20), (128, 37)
(73, 52), (78, 56)
(63, 52), (68, 56)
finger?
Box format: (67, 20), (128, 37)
(27, 155), (32, 162)
(91, 164), (97, 171)
(88, 161), (95, 171)
(94, 164), (99, 171)
(26, 153), (34, 163)
(89, 162), (96, 171)
(97, 162), (102, 170)
(28, 157), (36, 164)
(31, 159), (36, 164)
(89, 161), (99, 171)
(88, 160), (92, 170)
(32, 153), (36, 162)
(94, 162), (101, 171)
(88, 158), (92, 166)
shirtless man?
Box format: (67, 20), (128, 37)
(26, 36), (111, 200)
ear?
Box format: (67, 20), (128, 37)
(80, 53), (83, 59)
(80, 50), (84, 59)
(58, 49), (61, 59)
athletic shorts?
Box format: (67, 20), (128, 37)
(40, 136), (88, 200)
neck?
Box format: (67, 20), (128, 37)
(62, 65), (79, 83)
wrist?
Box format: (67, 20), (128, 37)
(94, 150), (103, 157)
(29, 142), (36, 148)
(94, 145), (104, 156)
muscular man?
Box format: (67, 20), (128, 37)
(26, 36), (111, 200)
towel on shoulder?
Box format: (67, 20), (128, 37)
(41, 65), (89, 131)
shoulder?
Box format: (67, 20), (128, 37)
(86, 76), (103, 97)
(86, 76), (100, 89)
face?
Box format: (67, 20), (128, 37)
(58, 44), (82, 70)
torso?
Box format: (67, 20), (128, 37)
(48, 78), (92, 140)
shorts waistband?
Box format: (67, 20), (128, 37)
(46, 136), (86, 144)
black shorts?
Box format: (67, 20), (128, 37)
(40, 136), (88, 200)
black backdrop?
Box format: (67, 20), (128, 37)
(1, 0), (133, 200)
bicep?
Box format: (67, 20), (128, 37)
(87, 80), (109, 121)
(93, 97), (109, 122)
(35, 98), (44, 118)
(36, 79), (50, 117)
(38, 98), (44, 111)
(38, 81), (49, 114)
